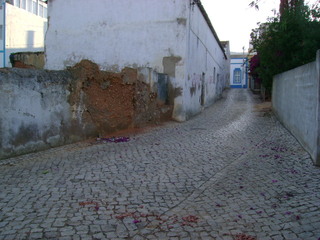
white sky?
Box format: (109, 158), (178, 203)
(201, 0), (318, 53)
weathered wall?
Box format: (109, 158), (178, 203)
(272, 50), (320, 166)
(183, 3), (229, 119)
(45, 0), (229, 122)
(0, 68), (72, 159)
(0, 61), (172, 160)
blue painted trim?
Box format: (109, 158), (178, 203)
(230, 85), (243, 88)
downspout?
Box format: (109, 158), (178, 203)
(187, 0), (191, 75)
(2, 0), (5, 67)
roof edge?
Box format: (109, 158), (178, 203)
(195, 1), (227, 59)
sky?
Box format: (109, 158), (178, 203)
(201, 0), (318, 53)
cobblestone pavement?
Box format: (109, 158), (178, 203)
(1, 89), (320, 240)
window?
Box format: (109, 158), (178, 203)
(32, 0), (37, 14)
(20, 0), (26, 9)
(43, 6), (47, 18)
(39, 4), (43, 17)
(233, 68), (242, 84)
(27, 0), (32, 12)
(14, 0), (20, 7)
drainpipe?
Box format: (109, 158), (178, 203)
(1, 0), (5, 67)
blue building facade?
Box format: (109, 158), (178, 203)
(230, 55), (248, 88)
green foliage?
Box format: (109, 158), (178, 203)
(250, 1), (320, 93)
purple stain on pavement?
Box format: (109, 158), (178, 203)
(285, 211), (292, 215)
(272, 180), (278, 183)
(290, 169), (299, 174)
(133, 219), (141, 224)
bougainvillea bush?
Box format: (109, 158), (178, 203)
(250, 0), (320, 93)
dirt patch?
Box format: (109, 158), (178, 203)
(11, 60), (35, 69)
(68, 60), (173, 137)
(253, 101), (272, 117)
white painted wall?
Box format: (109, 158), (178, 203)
(45, 0), (188, 72)
(5, 4), (47, 67)
(184, 4), (229, 118)
(272, 50), (320, 166)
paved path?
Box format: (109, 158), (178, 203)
(0, 89), (319, 240)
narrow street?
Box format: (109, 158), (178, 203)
(0, 89), (319, 240)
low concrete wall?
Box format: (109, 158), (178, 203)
(0, 61), (172, 160)
(0, 68), (73, 159)
(272, 50), (320, 166)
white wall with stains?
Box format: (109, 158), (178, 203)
(45, 0), (188, 71)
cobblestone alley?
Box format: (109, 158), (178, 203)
(0, 89), (319, 240)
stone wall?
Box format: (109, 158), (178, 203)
(0, 60), (172, 160)
(10, 52), (45, 69)
(272, 50), (320, 166)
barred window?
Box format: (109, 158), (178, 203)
(233, 68), (242, 84)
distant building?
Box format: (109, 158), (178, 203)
(230, 53), (249, 88)
(0, 0), (47, 67)
(45, 0), (230, 122)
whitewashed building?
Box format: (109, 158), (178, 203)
(45, 0), (230, 122)
(0, 0), (47, 67)
(230, 53), (249, 88)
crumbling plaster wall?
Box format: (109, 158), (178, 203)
(45, 0), (228, 122)
(45, 0), (189, 122)
(0, 62), (171, 160)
